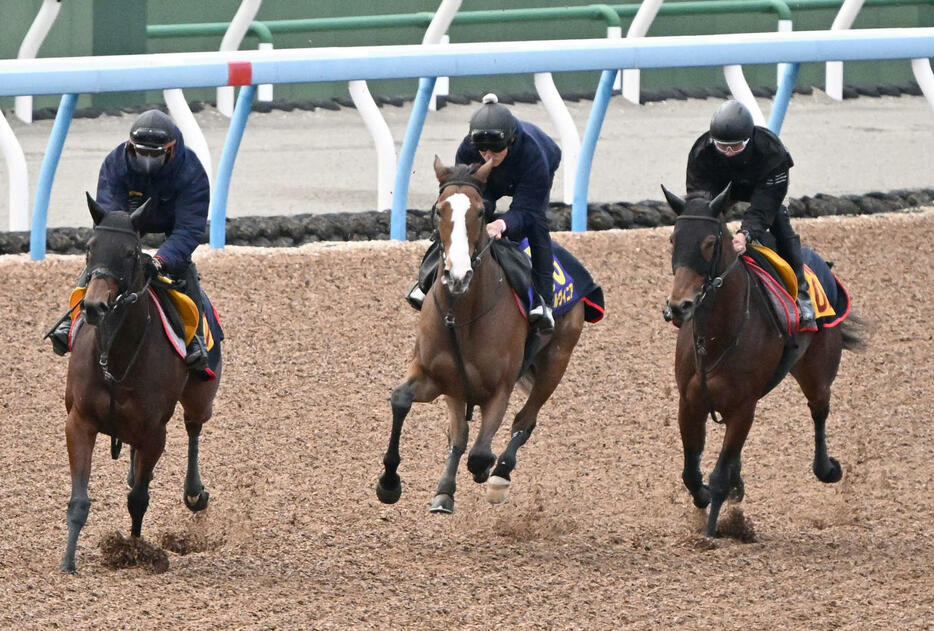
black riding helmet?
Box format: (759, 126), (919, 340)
(127, 109), (177, 176)
(709, 100), (754, 144)
(469, 93), (517, 152)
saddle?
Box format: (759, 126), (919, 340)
(67, 277), (211, 357)
(742, 244), (852, 396)
(743, 244), (842, 337)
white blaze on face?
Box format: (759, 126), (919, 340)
(444, 193), (473, 281)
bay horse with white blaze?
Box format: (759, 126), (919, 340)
(662, 185), (864, 537)
(60, 193), (221, 572)
(376, 157), (585, 514)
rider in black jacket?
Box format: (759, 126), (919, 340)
(686, 99), (816, 329)
(406, 93), (560, 331)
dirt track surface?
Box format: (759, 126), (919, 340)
(2, 210), (934, 630)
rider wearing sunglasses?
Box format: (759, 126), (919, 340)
(405, 93), (561, 332)
(49, 109), (214, 371)
(685, 99), (816, 330)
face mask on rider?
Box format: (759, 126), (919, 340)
(127, 141), (173, 176)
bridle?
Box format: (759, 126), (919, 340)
(673, 214), (750, 424)
(429, 177), (505, 421)
(84, 223), (154, 385)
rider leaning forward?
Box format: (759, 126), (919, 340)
(685, 99), (817, 329)
(50, 109), (212, 371)
(406, 93), (561, 332)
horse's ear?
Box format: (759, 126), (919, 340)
(661, 185), (685, 216)
(86, 192), (107, 225)
(130, 198), (153, 232)
(473, 159), (494, 185)
(710, 183), (732, 216)
(433, 155), (449, 183)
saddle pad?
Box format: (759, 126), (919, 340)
(517, 238), (606, 324)
(742, 245), (849, 335)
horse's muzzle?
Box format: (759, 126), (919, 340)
(82, 299), (109, 326)
(665, 297), (694, 327)
(442, 269), (473, 296)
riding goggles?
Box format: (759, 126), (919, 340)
(712, 138), (749, 156)
(128, 138), (176, 158)
(470, 129), (509, 153)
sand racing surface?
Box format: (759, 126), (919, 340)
(1, 208), (933, 630)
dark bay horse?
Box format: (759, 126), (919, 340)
(662, 185), (863, 537)
(60, 193), (221, 572)
(376, 156), (585, 514)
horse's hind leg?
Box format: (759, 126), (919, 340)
(61, 411), (97, 573)
(182, 417), (209, 511)
(430, 397), (468, 514)
(793, 333), (844, 483)
(128, 431), (166, 538)
(377, 375), (439, 504)
(489, 311), (583, 503)
(181, 359), (221, 510)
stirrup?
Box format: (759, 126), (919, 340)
(50, 320), (72, 356)
(185, 336), (209, 371)
(529, 303), (555, 333)
(405, 282), (425, 311)
(797, 295), (817, 329)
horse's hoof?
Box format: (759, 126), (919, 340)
(184, 489), (210, 512)
(486, 476), (511, 504)
(467, 452), (494, 483)
(429, 494), (454, 514)
(60, 559), (77, 574)
(728, 479), (745, 503)
(376, 477), (402, 504)
(815, 457), (843, 484)
(693, 485), (711, 509)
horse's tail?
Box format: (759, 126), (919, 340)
(841, 313), (870, 352)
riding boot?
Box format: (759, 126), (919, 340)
(529, 293), (555, 333)
(782, 235), (817, 330)
(405, 240), (442, 311)
(181, 263), (210, 372)
(50, 266), (91, 356)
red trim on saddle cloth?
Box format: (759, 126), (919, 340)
(147, 288), (187, 359)
(820, 272), (851, 329)
(582, 296), (605, 323)
(510, 290), (529, 322)
(743, 257), (796, 337)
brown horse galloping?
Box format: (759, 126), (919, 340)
(60, 194), (221, 572)
(376, 157), (585, 514)
(662, 185), (864, 537)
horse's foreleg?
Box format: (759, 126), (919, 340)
(128, 431), (166, 538)
(377, 376), (439, 504)
(61, 411), (97, 573)
(430, 397), (468, 514)
(183, 417), (210, 511)
(678, 395), (709, 510)
(126, 447), (136, 488)
(706, 410), (754, 537)
(468, 387), (511, 486)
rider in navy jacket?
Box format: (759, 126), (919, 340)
(50, 109), (211, 371)
(406, 93), (561, 331)
(96, 115), (210, 277)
